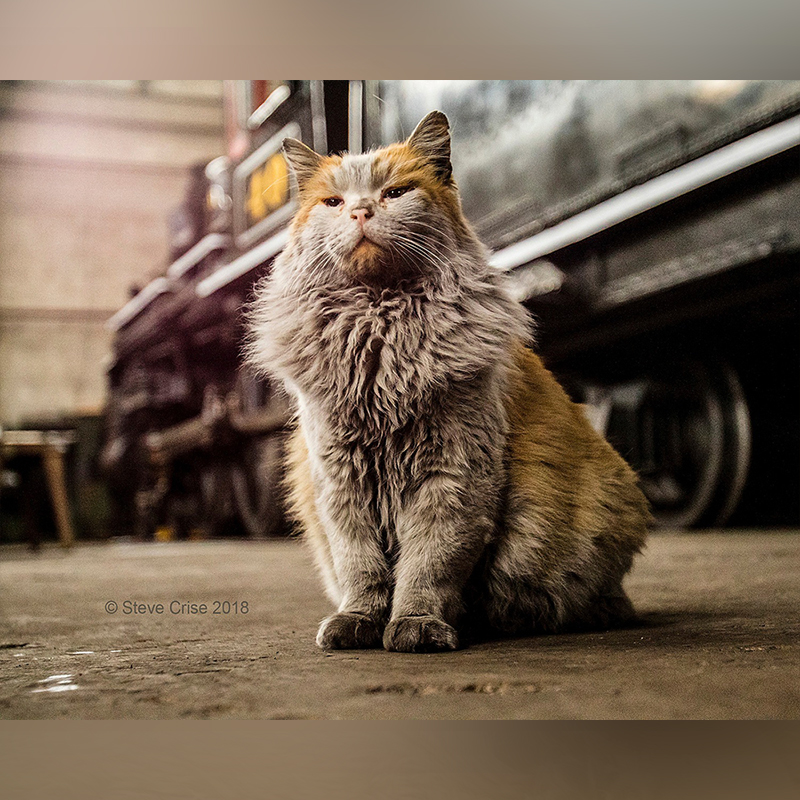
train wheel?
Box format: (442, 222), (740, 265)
(199, 461), (236, 538)
(230, 435), (287, 539)
(605, 360), (751, 529)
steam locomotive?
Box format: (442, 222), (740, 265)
(104, 80), (800, 538)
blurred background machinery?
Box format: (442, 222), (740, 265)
(2, 80), (798, 542)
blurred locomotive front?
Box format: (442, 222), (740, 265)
(102, 81), (331, 539)
(104, 80), (800, 539)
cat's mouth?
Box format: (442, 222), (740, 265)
(344, 235), (391, 279)
(351, 237), (382, 259)
(345, 233), (417, 284)
(350, 234), (385, 259)
(353, 232), (379, 248)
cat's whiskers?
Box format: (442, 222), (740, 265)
(281, 248), (335, 298)
(390, 235), (454, 274)
(389, 225), (453, 257)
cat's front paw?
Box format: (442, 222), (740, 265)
(383, 615), (459, 653)
(316, 612), (383, 650)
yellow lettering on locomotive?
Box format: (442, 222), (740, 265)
(262, 154), (289, 211)
(246, 154), (289, 225)
(246, 167), (266, 222)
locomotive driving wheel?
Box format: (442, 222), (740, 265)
(198, 459), (237, 538)
(603, 360), (751, 529)
(229, 435), (286, 538)
(228, 369), (289, 538)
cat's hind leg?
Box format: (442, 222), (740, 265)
(478, 549), (639, 638)
(570, 583), (639, 632)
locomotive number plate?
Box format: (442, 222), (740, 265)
(246, 152), (290, 227)
(233, 121), (300, 249)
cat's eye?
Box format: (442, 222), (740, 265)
(383, 186), (411, 200)
(323, 197), (343, 207)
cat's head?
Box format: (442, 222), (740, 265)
(281, 111), (475, 285)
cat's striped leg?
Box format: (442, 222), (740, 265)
(313, 480), (392, 650)
(384, 473), (493, 653)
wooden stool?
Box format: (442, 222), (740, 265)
(0, 429), (76, 548)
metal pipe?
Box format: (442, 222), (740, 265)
(143, 395), (290, 463)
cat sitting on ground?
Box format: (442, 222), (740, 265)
(248, 111), (649, 653)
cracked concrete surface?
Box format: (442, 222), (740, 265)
(1, 532), (798, 719)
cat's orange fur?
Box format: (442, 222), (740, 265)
(291, 142), (469, 238)
(286, 340), (650, 624)
(252, 111), (650, 648)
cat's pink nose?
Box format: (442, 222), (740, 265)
(351, 207), (373, 227)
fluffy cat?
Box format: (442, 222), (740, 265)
(248, 111), (649, 652)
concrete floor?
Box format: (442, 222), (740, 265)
(0, 531), (798, 719)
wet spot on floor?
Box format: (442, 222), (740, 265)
(30, 674), (80, 694)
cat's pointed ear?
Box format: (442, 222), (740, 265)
(282, 138), (323, 190)
(406, 111), (452, 182)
